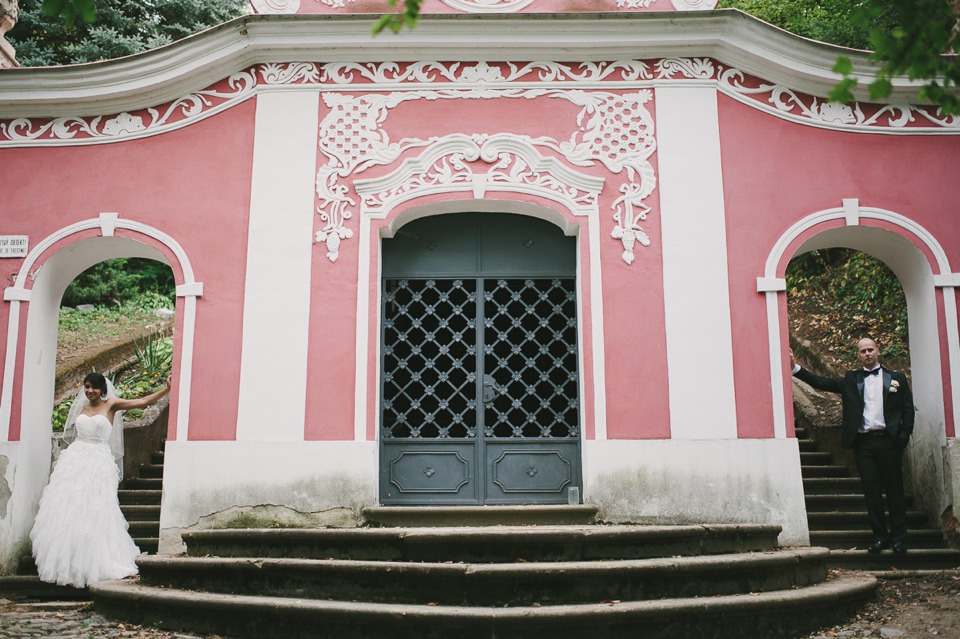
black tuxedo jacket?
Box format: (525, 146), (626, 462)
(793, 366), (915, 449)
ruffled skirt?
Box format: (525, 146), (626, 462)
(30, 440), (140, 588)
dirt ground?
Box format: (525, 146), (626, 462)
(796, 571), (960, 638)
(56, 318), (168, 376)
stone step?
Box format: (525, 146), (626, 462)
(0, 576), (89, 601)
(117, 490), (162, 505)
(362, 505), (597, 527)
(137, 548), (829, 606)
(810, 530), (946, 550)
(122, 477), (163, 490)
(91, 573), (877, 639)
(802, 477), (862, 494)
(182, 525), (781, 563)
(128, 520), (160, 537)
(120, 505), (162, 521)
(828, 549), (960, 571)
(801, 465), (849, 478)
(798, 439), (819, 452)
(800, 452), (833, 465)
(804, 493), (914, 512)
(151, 450), (164, 465)
(138, 464), (164, 479)
(794, 427), (809, 439)
(133, 538), (159, 554)
(807, 510), (930, 531)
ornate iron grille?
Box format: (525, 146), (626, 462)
(381, 279), (477, 439)
(483, 279), (579, 439)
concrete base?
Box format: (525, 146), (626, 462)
(584, 438), (810, 546)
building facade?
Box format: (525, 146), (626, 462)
(1, 3), (959, 565)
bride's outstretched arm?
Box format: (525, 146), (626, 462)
(110, 380), (171, 411)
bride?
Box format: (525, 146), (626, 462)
(30, 372), (170, 588)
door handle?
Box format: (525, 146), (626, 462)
(482, 376), (505, 403)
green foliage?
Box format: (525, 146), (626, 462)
(133, 333), (173, 380)
(787, 248), (909, 369)
(51, 398), (73, 432)
(828, 0), (960, 114)
(722, 0), (960, 116)
(372, 0), (421, 35)
(62, 258), (174, 308)
(41, 0), (96, 26)
(10, 0), (247, 66)
(716, 0), (896, 49)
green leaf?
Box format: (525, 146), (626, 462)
(868, 77), (893, 100)
(828, 77), (858, 104)
(832, 56), (854, 76)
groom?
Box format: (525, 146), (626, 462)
(791, 338), (915, 553)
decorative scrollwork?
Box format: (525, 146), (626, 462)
(319, 88), (656, 264)
(0, 71), (257, 144)
(716, 66), (960, 130)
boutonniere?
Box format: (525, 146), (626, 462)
(890, 380), (900, 393)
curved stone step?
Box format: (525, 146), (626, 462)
(136, 547), (828, 606)
(182, 524), (781, 563)
(91, 573), (877, 639)
(807, 510), (930, 530)
(811, 530), (945, 550)
(362, 505), (597, 527)
(804, 493), (914, 512)
(829, 548), (960, 571)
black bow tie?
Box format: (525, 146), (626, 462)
(864, 368), (881, 376)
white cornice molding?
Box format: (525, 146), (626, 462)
(0, 11), (925, 118)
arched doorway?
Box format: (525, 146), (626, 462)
(760, 203), (957, 535)
(379, 212), (582, 505)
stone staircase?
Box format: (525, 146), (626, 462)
(90, 507), (877, 639)
(118, 449), (164, 555)
(798, 423), (960, 571)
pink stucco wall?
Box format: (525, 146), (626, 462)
(0, 100), (257, 441)
(284, 0), (684, 14)
(717, 93), (960, 438)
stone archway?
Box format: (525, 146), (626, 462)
(759, 200), (958, 527)
(0, 214), (201, 569)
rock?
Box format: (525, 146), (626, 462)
(154, 308), (175, 320)
(880, 629), (906, 638)
(76, 304), (96, 311)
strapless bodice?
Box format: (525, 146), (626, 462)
(75, 414), (112, 440)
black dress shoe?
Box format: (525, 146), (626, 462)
(867, 539), (890, 553)
(892, 542), (907, 554)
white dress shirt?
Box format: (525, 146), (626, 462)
(861, 367), (886, 432)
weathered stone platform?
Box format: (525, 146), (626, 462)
(90, 520), (877, 639)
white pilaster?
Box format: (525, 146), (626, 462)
(236, 90), (319, 441)
(655, 86), (738, 439)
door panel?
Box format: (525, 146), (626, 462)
(379, 213), (581, 505)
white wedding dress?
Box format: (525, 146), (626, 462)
(30, 414), (141, 588)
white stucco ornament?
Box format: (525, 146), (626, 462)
(249, 0), (300, 13)
(102, 113), (145, 135)
(440, 0), (537, 12)
(314, 78), (657, 265)
(670, 0), (717, 9)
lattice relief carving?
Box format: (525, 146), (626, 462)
(315, 87), (656, 264)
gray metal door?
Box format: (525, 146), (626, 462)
(379, 213), (581, 505)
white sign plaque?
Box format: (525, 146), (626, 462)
(0, 236), (28, 258)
